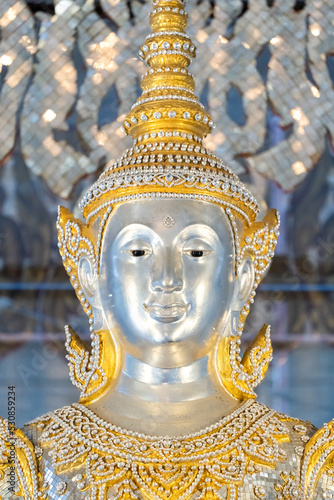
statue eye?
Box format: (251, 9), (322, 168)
(190, 250), (204, 257)
(183, 247), (212, 257)
(131, 250), (146, 257)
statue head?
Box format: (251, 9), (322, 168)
(56, 0), (279, 405)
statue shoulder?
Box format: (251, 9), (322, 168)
(0, 415), (43, 499)
(275, 408), (317, 446)
(0, 407), (73, 499)
(0, 406), (88, 499)
(300, 419), (334, 499)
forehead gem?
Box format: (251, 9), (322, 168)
(163, 215), (175, 228)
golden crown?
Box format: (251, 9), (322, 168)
(77, 0), (259, 226)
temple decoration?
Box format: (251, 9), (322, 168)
(0, 1), (334, 499)
(1, 0), (333, 196)
(300, 420), (334, 499)
(217, 324), (273, 400)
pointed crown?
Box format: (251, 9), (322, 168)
(77, 0), (260, 224)
(123, 0), (214, 141)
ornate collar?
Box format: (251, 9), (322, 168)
(32, 400), (290, 499)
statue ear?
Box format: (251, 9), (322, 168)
(231, 254), (255, 312)
(57, 205), (99, 319)
(78, 256), (101, 310)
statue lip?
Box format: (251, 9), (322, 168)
(143, 302), (190, 323)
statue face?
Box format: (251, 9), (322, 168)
(98, 199), (236, 368)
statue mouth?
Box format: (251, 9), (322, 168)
(143, 303), (190, 323)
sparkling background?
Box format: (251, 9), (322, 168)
(0, 0), (334, 429)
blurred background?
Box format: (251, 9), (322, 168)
(0, 0), (333, 428)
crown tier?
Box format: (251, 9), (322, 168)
(123, 0), (214, 142)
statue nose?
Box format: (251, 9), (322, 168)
(151, 248), (183, 292)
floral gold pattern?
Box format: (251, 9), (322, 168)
(32, 401), (290, 500)
(217, 325), (273, 400)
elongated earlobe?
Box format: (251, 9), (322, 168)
(78, 256), (104, 330)
(231, 255), (255, 313)
(78, 256), (99, 303)
(57, 205), (97, 319)
(238, 256), (255, 305)
(217, 324), (273, 401)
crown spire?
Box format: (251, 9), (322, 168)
(123, 0), (214, 142)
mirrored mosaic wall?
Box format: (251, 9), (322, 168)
(1, 0), (334, 195)
(0, 0), (334, 426)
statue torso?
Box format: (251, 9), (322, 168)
(2, 400), (331, 500)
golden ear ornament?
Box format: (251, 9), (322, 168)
(237, 209), (280, 333)
(57, 206), (119, 404)
(64, 326), (119, 404)
(217, 325), (273, 401)
(216, 209), (280, 400)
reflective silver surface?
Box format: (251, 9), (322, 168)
(101, 199), (236, 367)
(80, 199), (255, 435)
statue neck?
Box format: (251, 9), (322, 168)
(121, 354), (213, 393)
(87, 353), (244, 436)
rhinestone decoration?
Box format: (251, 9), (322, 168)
(2, 400), (320, 500)
(163, 215), (175, 227)
(23, 401), (295, 499)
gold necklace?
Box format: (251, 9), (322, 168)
(33, 400), (290, 500)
